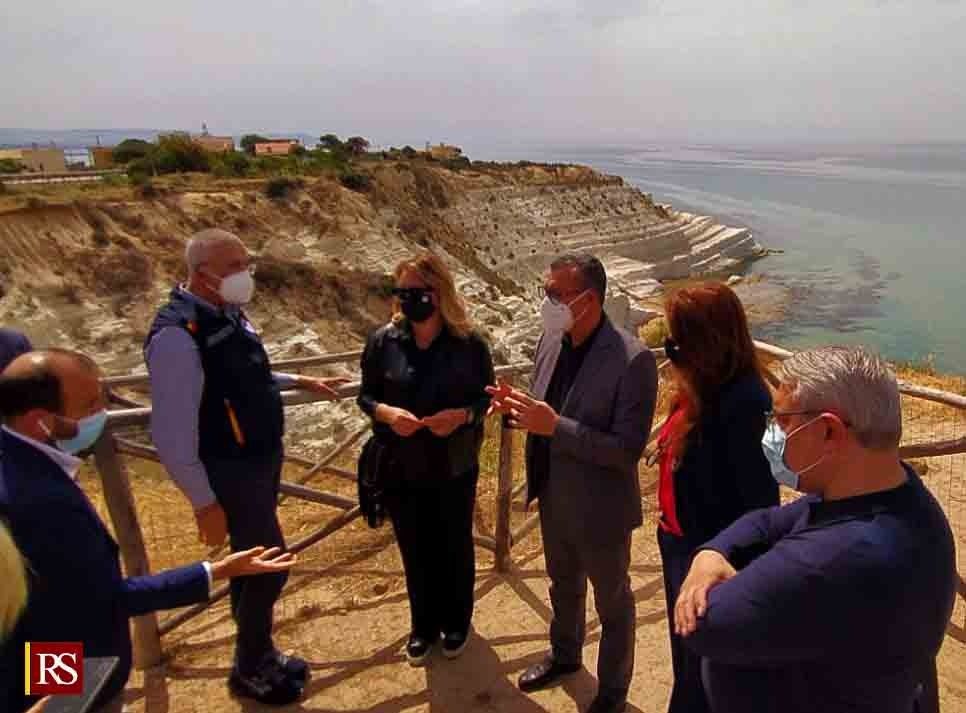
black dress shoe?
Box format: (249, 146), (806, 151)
(271, 650), (309, 685)
(586, 691), (627, 713)
(518, 656), (582, 692)
(229, 661), (302, 706)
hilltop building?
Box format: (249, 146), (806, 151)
(0, 147), (67, 173)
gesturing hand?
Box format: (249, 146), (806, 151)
(422, 409), (468, 437)
(485, 379), (514, 417)
(210, 546), (297, 581)
(195, 502), (228, 546)
(297, 376), (351, 398)
(486, 385), (559, 436)
(386, 407), (425, 437)
(673, 549), (737, 637)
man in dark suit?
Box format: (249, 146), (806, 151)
(0, 327), (32, 372)
(0, 349), (296, 713)
(489, 254), (658, 713)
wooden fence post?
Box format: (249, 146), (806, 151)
(93, 428), (164, 669)
(494, 417), (515, 572)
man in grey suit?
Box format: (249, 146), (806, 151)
(488, 254), (658, 713)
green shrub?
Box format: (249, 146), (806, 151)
(265, 176), (302, 200)
(0, 158), (22, 174)
(443, 156), (471, 172)
(153, 134), (210, 174)
(137, 180), (158, 198)
(112, 139), (154, 164)
(212, 151), (251, 178)
(642, 316), (670, 348)
(339, 171), (371, 192)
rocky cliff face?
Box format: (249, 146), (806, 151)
(0, 161), (763, 374)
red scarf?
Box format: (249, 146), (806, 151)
(657, 400), (688, 536)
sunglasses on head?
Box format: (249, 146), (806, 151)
(391, 287), (433, 301)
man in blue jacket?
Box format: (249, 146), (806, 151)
(0, 349), (296, 713)
(674, 346), (956, 713)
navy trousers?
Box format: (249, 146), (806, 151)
(205, 447), (288, 675)
(658, 527), (712, 713)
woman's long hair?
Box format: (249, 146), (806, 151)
(392, 253), (474, 339)
(663, 282), (767, 459)
(0, 523), (27, 641)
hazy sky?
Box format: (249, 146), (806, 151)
(2, 0), (965, 149)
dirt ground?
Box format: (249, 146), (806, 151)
(82, 404), (966, 713)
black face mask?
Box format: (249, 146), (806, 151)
(395, 288), (436, 323)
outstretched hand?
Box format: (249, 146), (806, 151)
(210, 546), (297, 581)
(297, 376), (352, 398)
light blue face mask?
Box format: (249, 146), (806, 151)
(46, 410), (109, 455)
(761, 415), (826, 491)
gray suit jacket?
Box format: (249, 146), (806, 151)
(525, 318), (658, 543)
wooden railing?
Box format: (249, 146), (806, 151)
(93, 340), (966, 669)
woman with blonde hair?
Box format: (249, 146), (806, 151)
(0, 522), (28, 641)
(357, 253), (494, 665)
(655, 282), (779, 713)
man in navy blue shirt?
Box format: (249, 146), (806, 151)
(674, 345), (956, 713)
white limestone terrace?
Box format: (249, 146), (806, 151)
(439, 182), (765, 359)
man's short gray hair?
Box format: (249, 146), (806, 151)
(185, 229), (242, 274)
(777, 345), (901, 450)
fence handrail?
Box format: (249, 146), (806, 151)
(103, 339), (966, 411)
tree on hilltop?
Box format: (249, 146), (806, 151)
(345, 136), (370, 156)
(112, 139), (154, 164)
(240, 134), (270, 155)
(319, 134), (343, 150)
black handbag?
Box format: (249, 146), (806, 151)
(357, 435), (388, 528)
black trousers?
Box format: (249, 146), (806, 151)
(658, 527), (712, 713)
(385, 472), (478, 640)
(206, 447), (288, 675)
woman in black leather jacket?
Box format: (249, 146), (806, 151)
(655, 282), (779, 713)
(357, 253), (494, 666)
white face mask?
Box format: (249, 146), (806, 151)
(540, 290), (590, 336)
(215, 269), (255, 305)
(540, 297), (573, 335)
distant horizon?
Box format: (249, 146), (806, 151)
(3, 126), (966, 153)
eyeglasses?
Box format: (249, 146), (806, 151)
(542, 285), (583, 306)
(764, 409), (852, 431)
(391, 287), (433, 300)
(764, 409), (818, 428)
(199, 262), (256, 276)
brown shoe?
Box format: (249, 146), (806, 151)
(518, 656), (582, 692)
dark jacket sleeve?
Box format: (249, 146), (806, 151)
(720, 385), (780, 513)
(121, 563), (210, 617)
(357, 328), (384, 418)
(466, 335), (495, 426)
(16, 502), (209, 622)
(701, 498), (810, 566)
(686, 507), (874, 666)
(553, 349), (658, 471)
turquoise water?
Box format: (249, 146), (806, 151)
(477, 142), (966, 374)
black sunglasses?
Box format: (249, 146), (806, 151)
(391, 287), (433, 301)
(664, 337), (683, 365)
